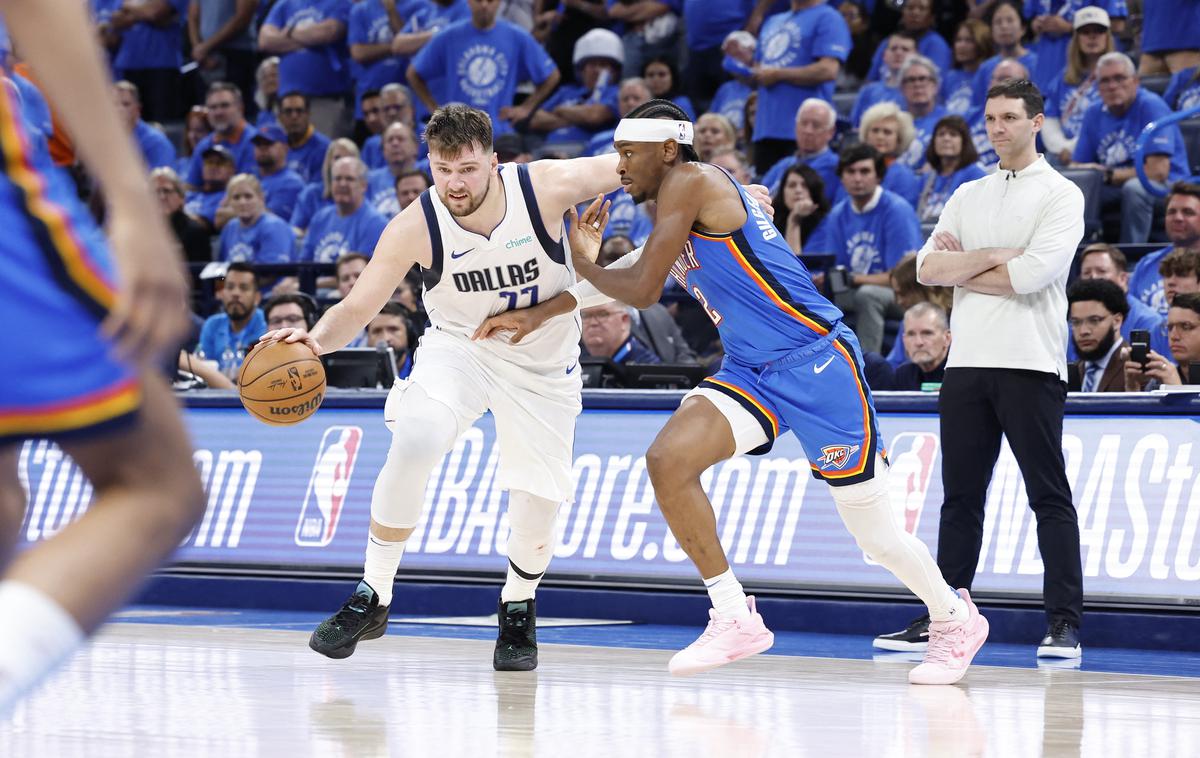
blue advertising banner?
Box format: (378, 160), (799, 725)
(14, 398), (1200, 605)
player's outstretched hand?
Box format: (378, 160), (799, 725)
(100, 208), (191, 365)
(746, 184), (775, 217)
(567, 194), (610, 265)
(473, 308), (546, 344)
(260, 327), (323, 357)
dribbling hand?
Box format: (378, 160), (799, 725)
(472, 309), (545, 344)
(260, 327), (323, 357)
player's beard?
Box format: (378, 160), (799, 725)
(443, 176), (491, 218)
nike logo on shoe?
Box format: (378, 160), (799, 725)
(450, 248), (475, 259)
(814, 356), (835, 374)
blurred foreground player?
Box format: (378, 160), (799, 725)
(0, 0), (204, 713)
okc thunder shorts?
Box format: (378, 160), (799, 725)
(0, 154), (140, 446)
(683, 323), (886, 486)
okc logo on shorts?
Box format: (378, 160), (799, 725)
(295, 426), (363, 547)
(819, 443), (860, 470)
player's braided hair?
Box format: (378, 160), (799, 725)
(623, 99), (701, 163)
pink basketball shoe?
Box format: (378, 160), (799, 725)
(908, 589), (989, 685)
(668, 597), (775, 676)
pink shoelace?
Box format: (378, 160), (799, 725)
(692, 616), (738, 647)
(923, 620), (968, 665)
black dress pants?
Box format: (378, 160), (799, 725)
(937, 367), (1083, 627)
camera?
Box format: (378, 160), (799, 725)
(1129, 329), (1150, 368)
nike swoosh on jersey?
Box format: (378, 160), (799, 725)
(566, 362), (578, 375)
(450, 248), (475, 259)
(814, 356), (835, 374)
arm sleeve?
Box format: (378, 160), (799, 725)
(410, 29), (444, 78)
(810, 9), (850, 62)
(348, 4), (368, 44)
(884, 200), (923, 269)
(1005, 182), (1085, 294)
(521, 30), (558, 84)
(264, 0), (287, 28)
(1072, 111), (1098, 162)
(568, 246), (644, 309)
(1041, 117), (1069, 155)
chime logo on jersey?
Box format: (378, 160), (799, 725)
(451, 258), (540, 292)
(819, 443), (860, 470)
(295, 426), (363, 547)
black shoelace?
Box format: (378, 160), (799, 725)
(1050, 619), (1073, 640)
(333, 594), (373, 629)
(499, 608), (531, 644)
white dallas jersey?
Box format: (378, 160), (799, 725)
(418, 163), (580, 369)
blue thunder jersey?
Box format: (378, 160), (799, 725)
(0, 64), (140, 442)
(677, 170), (844, 366)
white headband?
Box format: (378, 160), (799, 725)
(613, 118), (694, 145)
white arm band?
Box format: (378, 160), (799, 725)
(568, 245), (644, 309)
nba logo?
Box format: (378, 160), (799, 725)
(863, 432), (939, 565)
(295, 426), (363, 547)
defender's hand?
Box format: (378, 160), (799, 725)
(567, 194), (610, 265)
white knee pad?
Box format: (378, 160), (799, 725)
(505, 490), (561, 574)
(370, 383), (461, 530)
(829, 457), (899, 562)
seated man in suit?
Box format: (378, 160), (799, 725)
(597, 236), (698, 364)
(1067, 278), (1129, 392)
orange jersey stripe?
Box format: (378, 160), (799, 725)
(0, 379), (141, 437)
(811, 340), (874, 479)
(0, 85), (115, 311)
(704, 378), (780, 437)
(697, 233), (831, 337)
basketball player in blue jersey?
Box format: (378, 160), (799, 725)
(479, 99), (990, 685)
(0, 0), (205, 713)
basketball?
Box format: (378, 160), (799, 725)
(237, 339), (326, 425)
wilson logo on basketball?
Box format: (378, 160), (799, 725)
(269, 393), (324, 417)
(296, 426), (363, 547)
(819, 444), (860, 470)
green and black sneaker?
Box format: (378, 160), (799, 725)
(309, 581), (390, 660)
(493, 598), (538, 671)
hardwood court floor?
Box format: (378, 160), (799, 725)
(3, 615), (1199, 758)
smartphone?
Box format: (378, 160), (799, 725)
(1130, 329), (1150, 368)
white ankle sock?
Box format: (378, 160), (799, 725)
(704, 568), (750, 620)
(0, 581), (84, 712)
(363, 534), (407, 606)
(930, 588), (968, 623)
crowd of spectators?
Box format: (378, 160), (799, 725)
(6, 0), (1200, 390)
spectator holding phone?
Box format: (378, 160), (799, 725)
(1125, 293), (1200, 388)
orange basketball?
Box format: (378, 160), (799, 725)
(238, 339), (326, 426)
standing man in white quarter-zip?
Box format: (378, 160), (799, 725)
(872, 79), (1087, 661)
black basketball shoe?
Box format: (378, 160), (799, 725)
(309, 581), (390, 660)
(872, 614), (931, 652)
(1037, 619), (1082, 659)
(494, 599), (538, 671)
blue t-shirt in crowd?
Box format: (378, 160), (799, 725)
(539, 83), (619, 144)
(348, 0), (426, 104)
(113, 0), (188, 71)
(366, 167), (401, 218)
(751, 4), (850, 142)
(806, 188), (922, 270)
(287, 129), (332, 183)
(219, 213), (298, 263)
(290, 182), (333, 231)
(898, 107), (949, 171)
(187, 125), (259, 186)
(1142, 0), (1200, 54)
(971, 52), (1038, 110)
(917, 164), (987, 222)
(1164, 67), (1200, 112)
(302, 202), (389, 262)
(1044, 70), (1100, 141)
(260, 168), (306, 221)
(1128, 244), (1172, 316)
(265, 0), (353, 97)
(683, 0), (755, 50)
(866, 29), (951, 84)
(850, 81), (902, 128)
(411, 19), (558, 136)
(709, 79), (753, 131)
(941, 68), (975, 116)
(1073, 89), (1190, 182)
(134, 120), (176, 169)
(1024, 1), (1126, 90)
(198, 309), (268, 376)
(761, 148), (839, 207)
(965, 106), (998, 168)
(184, 189), (226, 225)
(361, 134), (385, 169)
